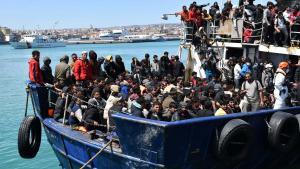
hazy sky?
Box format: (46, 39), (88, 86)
(1, 0), (269, 29)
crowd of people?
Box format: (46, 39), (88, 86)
(175, 0), (300, 46)
(28, 49), (300, 132)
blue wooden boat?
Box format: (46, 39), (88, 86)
(17, 1), (300, 167)
(17, 82), (300, 169)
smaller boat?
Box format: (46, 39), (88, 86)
(10, 35), (66, 49)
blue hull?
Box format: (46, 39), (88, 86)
(29, 84), (300, 169)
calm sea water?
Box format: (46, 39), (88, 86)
(0, 41), (181, 169)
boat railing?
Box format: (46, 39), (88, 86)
(290, 23), (300, 46)
(205, 19), (241, 44)
(242, 20), (263, 45)
(48, 88), (118, 130)
(180, 22), (195, 44)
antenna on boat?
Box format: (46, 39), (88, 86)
(53, 21), (59, 34)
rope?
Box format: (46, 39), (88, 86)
(50, 89), (102, 109)
(48, 88), (123, 115)
(24, 87), (29, 117)
(265, 118), (271, 129)
(29, 89), (37, 116)
(243, 20), (262, 24)
(246, 35), (262, 38)
(250, 28), (263, 31)
(79, 139), (113, 169)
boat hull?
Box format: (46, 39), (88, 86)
(43, 119), (164, 169)
(28, 83), (300, 169)
(11, 42), (66, 49)
(31, 42), (66, 48)
(10, 42), (31, 49)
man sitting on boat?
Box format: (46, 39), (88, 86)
(69, 93), (85, 125)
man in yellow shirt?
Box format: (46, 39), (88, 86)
(215, 99), (230, 116)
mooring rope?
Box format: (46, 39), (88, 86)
(79, 139), (113, 169)
(24, 86), (30, 117)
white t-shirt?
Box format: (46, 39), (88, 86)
(234, 64), (241, 80)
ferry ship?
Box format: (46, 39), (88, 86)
(98, 29), (129, 41)
(11, 35), (66, 49)
(120, 34), (165, 43)
(17, 1), (300, 169)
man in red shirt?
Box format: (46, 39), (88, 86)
(188, 5), (197, 23)
(28, 50), (43, 84)
(176, 6), (189, 23)
(195, 8), (203, 28)
(290, 7), (300, 25)
(73, 51), (93, 85)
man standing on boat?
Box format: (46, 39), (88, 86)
(273, 62), (289, 109)
(74, 51), (92, 85)
(28, 50), (43, 85)
(55, 55), (71, 87)
(41, 57), (54, 84)
(240, 73), (264, 112)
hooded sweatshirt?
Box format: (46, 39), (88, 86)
(28, 58), (43, 84)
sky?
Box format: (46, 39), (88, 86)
(0, 0), (269, 30)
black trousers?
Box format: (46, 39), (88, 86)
(263, 24), (274, 44)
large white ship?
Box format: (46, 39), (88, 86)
(120, 34), (165, 43)
(98, 29), (129, 41)
(10, 35), (66, 49)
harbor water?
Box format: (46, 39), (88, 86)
(0, 41), (180, 169)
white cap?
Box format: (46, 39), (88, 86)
(265, 63), (273, 68)
(82, 51), (88, 54)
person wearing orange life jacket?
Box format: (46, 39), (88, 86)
(273, 62), (290, 109)
(28, 50), (43, 85)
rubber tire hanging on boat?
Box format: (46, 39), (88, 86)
(18, 115), (42, 158)
(268, 112), (300, 152)
(217, 119), (253, 163)
(295, 114), (300, 130)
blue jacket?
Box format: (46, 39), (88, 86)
(120, 85), (129, 98)
(240, 64), (251, 77)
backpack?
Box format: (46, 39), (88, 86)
(242, 80), (259, 103)
(242, 80), (259, 92)
(264, 71), (274, 89)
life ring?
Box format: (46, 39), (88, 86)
(18, 115), (42, 158)
(217, 119), (253, 163)
(268, 112), (299, 152)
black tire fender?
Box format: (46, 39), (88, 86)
(217, 119), (253, 163)
(18, 115), (42, 158)
(295, 114), (300, 130)
(268, 112), (299, 152)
